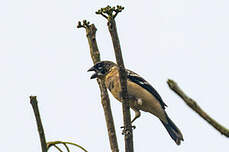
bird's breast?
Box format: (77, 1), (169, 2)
(105, 69), (166, 122)
(105, 69), (122, 101)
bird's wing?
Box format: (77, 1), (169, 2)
(126, 69), (167, 109)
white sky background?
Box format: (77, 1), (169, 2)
(1, 0), (229, 151)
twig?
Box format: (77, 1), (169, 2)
(96, 6), (134, 152)
(30, 96), (47, 152)
(53, 145), (64, 152)
(167, 79), (229, 137)
(47, 141), (88, 152)
(63, 143), (70, 152)
(77, 20), (119, 152)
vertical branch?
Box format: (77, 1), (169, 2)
(77, 20), (119, 152)
(107, 17), (133, 152)
(96, 6), (134, 152)
(30, 96), (47, 152)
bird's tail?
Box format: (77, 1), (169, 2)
(160, 114), (184, 145)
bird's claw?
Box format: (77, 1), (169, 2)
(132, 125), (136, 129)
(121, 125), (136, 135)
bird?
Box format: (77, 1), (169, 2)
(88, 60), (183, 145)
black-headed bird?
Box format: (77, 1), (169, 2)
(88, 60), (183, 145)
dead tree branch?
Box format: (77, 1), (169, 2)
(167, 79), (229, 137)
(77, 20), (119, 152)
(96, 6), (134, 152)
(30, 96), (48, 152)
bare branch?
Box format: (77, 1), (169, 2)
(96, 6), (134, 152)
(77, 20), (119, 152)
(30, 96), (47, 152)
(167, 79), (229, 137)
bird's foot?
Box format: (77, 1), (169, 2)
(121, 125), (136, 135)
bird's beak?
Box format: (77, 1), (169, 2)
(90, 72), (98, 79)
(87, 66), (98, 79)
(87, 66), (95, 72)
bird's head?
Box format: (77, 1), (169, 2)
(87, 60), (116, 79)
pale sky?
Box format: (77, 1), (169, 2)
(1, 0), (229, 151)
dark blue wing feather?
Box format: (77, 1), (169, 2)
(127, 70), (167, 109)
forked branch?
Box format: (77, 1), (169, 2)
(30, 96), (88, 152)
(47, 141), (88, 152)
